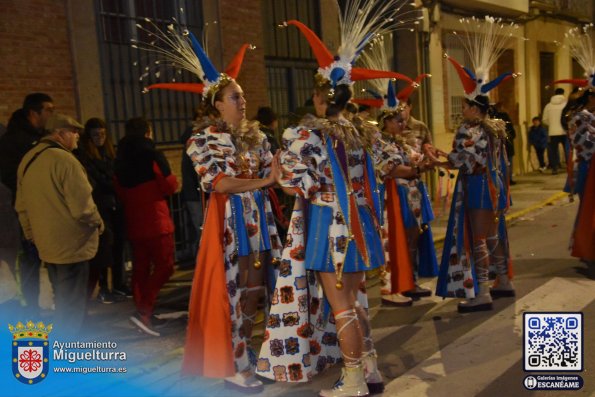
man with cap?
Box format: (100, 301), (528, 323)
(15, 113), (104, 337)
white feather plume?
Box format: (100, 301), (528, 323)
(336, 0), (422, 64)
(358, 35), (392, 95)
(565, 24), (595, 80)
(131, 17), (205, 82)
(453, 16), (519, 84)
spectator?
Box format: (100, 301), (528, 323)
(0, 125), (19, 314)
(77, 118), (127, 304)
(528, 116), (548, 172)
(0, 93), (54, 316)
(114, 117), (178, 337)
(542, 88), (568, 174)
(254, 106), (280, 152)
(180, 110), (205, 264)
(15, 113), (103, 337)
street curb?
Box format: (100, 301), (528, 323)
(432, 191), (568, 247)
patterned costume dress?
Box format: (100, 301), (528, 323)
(256, 115), (392, 382)
(436, 118), (512, 298)
(380, 132), (439, 296)
(182, 120), (282, 378)
(568, 109), (595, 261)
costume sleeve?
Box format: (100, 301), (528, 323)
(186, 127), (237, 193)
(279, 126), (325, 198)
(448, 124), (487, 173)
(372, 137), (404, 179)
(259, 137), (273, 179)
(569, 111), (595, 161)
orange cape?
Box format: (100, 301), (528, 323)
(181, 192), (235, 378)
(385, 179), (416, 293)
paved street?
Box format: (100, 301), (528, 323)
(6, 171), (594, 397)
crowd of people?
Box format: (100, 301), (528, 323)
(0, 3), (593, 397)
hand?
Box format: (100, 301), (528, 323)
(267, 151), (283, 185)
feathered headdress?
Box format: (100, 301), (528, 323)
(280, 0), (423, 88)
(131, 18), (253, 97)
(549, 24), (595, 90)
(353, 36), (430, 116)
(444, 16), (521, 99)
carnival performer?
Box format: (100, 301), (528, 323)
(436, 16), (519, 313)
(257, 2), (422, 395)
(559, 25), (595, 273)
(355, 38), (440, 307)
(134, 21), (282, 391)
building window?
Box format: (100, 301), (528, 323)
(96, 0), (203, 144)
(261, 0), (319, 129)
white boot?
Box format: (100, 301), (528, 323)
(362, 350), (384, 395)
(319, 365), (370, 397)
(490, 274), (515, 298)
(458, 283), (493, 313)
(224, 372), (264, 394)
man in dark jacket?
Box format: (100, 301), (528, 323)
(114, 117), (178, 337)
(0, 93), (54, 315)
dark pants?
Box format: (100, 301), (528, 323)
(87, 227), (114, 297)
(130, 234), (175, 317)
(18, 237), (41, 315)
(533, 146), (546, 168)
(184, 200), (203, 258)
(547, 135), (568, 171)
(46, 261), (89, 339)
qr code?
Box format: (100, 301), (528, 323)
(524, 312), (583, 371)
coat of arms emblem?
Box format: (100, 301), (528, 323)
(9, 321), (52, 385)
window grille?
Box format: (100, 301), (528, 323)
(96, 0), (203, 144)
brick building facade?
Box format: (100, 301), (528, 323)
(0, 0), (77, 123)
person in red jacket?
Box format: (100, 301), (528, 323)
(114, 117), (178, 336)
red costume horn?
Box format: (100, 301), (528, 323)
(284, 20), (334, 68)
(351, 98), (384, 108)
(224, 43), (253, 79)
(146, 82), (205, 94)
(397, 73), (431, 101)
(548, 79), (588, 88)
(445, 55), (476, 95)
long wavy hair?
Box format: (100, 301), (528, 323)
(81, 117), (115, 160)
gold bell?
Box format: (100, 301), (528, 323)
(253, 259), (262, 269)
(335, 280), (344, 290)
(271, 257), (281, 265)
(423, 224), (429, 231)
(419, 228), (424, 235)
(494, 216), (499, 223)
